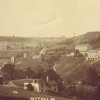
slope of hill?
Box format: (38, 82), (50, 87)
(56, 56), (85, 74)
(61, 31), (100, 49)
(2, 31), (100, 84)
(58, 58), (100, 83)
(15, 56), (49, 72)
(15, 55), (86, 81)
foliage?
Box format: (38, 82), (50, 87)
(1, 64), (15, 81)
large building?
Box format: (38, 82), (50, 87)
(75, 44), (92, 55)
(86, 50), (100, 61)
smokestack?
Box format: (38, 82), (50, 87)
(46, 76), (49, 82)
(52, 63), (57, 72)
(23, 53), (27, 58)
(11, 56), (15, 63)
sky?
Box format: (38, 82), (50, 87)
(0, 0), (100, 37)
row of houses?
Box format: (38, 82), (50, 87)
(74, 44), (100, 61)
(5, 77), (58, 93)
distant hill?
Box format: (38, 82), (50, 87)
(61, 31), (100, 49)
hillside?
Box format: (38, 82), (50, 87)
(13, 31), (100, 83)
(61, 31), (100, 49)
(56, 56), (85, 75)
(15, 56), (49, 72)
(14, 55), (86, 81)
(1, 32), (100, 84)
(15, 55), (98, 83)
(56, 56), (100, 83)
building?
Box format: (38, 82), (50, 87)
(11, 56), (15, 63)
(0, 73), (3, 85)
(67, 52), (74, 57)
(8, 43), (24, 50)
(7, 78), (58, 93)
(46, 80), (58, 93)
(86, 50), (100, 61)
(6, 79), (33, 88)
(26, 79), (45, 92)
(0, 42), (8, 51)
(24, 42), (39, 49)
(75, 44), (92, 55)
(39, 48), (48, 56)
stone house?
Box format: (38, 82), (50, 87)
(75, 44), (92, 55)
(86, 50), (100, 61)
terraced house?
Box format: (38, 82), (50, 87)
(75, 44), (92, 55)
(86, 50), (100, 61)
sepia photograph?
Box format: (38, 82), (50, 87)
(0, 0), (100, 100)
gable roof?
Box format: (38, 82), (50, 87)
(9, 79), (33, 87)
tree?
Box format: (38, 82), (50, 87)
(1, 64), (15, 81)
(74, 49), (83, 57)
(36, 67), (45, 79)
(25, 67), (35, 78)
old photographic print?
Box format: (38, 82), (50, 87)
(0, 0), (100, 100)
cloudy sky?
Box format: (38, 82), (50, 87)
(0, 0), (100, 37)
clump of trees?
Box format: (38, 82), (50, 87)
(1, 63), (62, 82)
(74, 49), (83, 57)
(1, 64), (45, 81)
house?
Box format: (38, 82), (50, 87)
(7, 78), (58, 93)
(8, 43), (24, 50)
(0, 42), (8, 51)
(7, 79), (33, 88)
(86, 50), (100, 61)
(67, 52), (74, 57)
(11, 56), (15, 63)
(75, 44), (92, 55)
(25, 78), (58, 93)
(24, 42), (39, 49)
(23, 53), (28, 58)
(39, 48), (48, 56)
(46, 80), (58, 93)
(0, 74), (3, 85)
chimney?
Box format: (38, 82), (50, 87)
(11, 56), (15, 63)
(23, 53), (27, 58)
(52, 63), (57, 72)
(46, 76), (49, 82)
